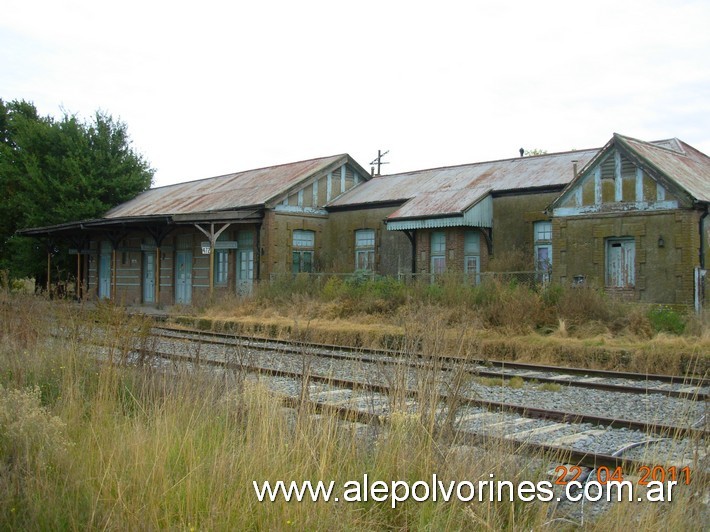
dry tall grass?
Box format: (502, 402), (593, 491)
(0, 294), (707, 530)
(200, 277), (710, 376)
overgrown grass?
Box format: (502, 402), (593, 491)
(647, 305), (687, 335)
(2, 295), (707, 529)
(203, 276), (710, 376)
(247, 275), (706, 338)
(0, 295), (557, 529)
(475, 376), (525, 389)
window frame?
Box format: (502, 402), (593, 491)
(430, 231), (446, 275)
(463, 230), (481, 283)
(533, 221), (553, 283)
(292, 229), (315, 273)
(354, 229), (375, 272)
(214, 249), (229, 285)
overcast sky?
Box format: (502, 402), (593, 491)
(2, 0), (709, 187)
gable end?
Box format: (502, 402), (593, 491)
(552, 142), (691, 217)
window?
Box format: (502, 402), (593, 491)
(430, 231), (446, 274)
(464, 230), (480, 283)
(606, 238), (635, 288)
(214, 232), (230, 285)
(292, 229), (315, 273)
(214, 250), (229, 284)
(237, 229), (254, 248)
(534, 221), (552, 283)
(355, 229), (375, 271)
(237, 230), (255, 294)
(535, 221), (552, 242)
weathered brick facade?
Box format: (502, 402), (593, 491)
(414, 228), (490, 274)
(325, 206), (411, 274)
(22, 135), (710, 308)
(553, 210), (706, 304)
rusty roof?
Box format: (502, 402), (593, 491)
(328, 149), (599, 219)
(615, 134), (710, 202)
(387, 186), (491, 220)
(106, 154), (356, 218)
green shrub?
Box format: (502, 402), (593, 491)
(322, 276), (346, 300)
(647, 305), (686, 335)
(540, 283), (564, 306)
(507, 376), (525, 388)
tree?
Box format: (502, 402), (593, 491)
(0, 99), (154, 280)
(523, 148), (547, 156)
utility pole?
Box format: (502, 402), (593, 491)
(370, 149), (389, 176)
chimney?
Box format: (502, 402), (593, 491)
(572, 160), (578, 178)
(519, 148), (524, 157)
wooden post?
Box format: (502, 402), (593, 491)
(76, 252), (81, 300)
(195, 222), (231, 302)
(209, 241), (215, 299)
(47, 251), (51, 294)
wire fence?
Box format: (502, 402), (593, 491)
(268, 270), (548, 288)
(396, 271), (548, 287)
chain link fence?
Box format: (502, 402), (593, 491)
(396, 271), (547, 287)
(268, 270), (548, 289)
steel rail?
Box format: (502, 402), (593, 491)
(147, 347), (707, 440)
(133, 345), (706, 477)
(150, 325), (709, 401)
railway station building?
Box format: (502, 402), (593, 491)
(17, 134), (710, 308)
(19, 154), (371, 306)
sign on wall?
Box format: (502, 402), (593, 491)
(200, 241), (239, 254)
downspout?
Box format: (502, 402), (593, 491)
(255, 222), (262, 282)
(700, 205), (709, 269)
(696, 205), (709, 313)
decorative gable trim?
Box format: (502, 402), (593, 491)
(551, 135), (693, 217)
(266, 156), (370, 210)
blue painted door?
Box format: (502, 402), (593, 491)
(98, 247), (111, 299)
(143, 252), (155, 303)
(175, 251), (192, 304)
(237, 249), (254, 295)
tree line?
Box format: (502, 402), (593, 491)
(0, 99), (154, 282)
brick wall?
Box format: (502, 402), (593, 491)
(325, 207), (411, 275)
(414, 227), (490, 274)
(553, 209), (703, 304)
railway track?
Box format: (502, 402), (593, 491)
(151, 324), (709, 401)
(65, 321), (707, 479)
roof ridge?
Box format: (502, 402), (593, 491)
(615, 133), (688, 157)
(146, 153), (348, 191)
(376, 147), (600, 178)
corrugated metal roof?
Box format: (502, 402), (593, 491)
(387, 195), (494, 230)
(387, 186), (490, 219)
(106, 154), (350, 218)
(616, 134), (710, 202)
(328, 149), (599, 220)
